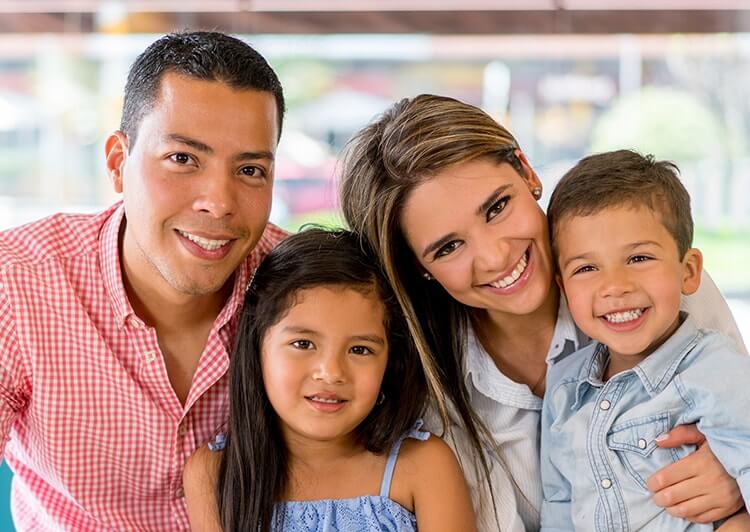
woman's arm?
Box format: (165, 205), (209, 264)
(401, 435), (477, 532)
(183, 445), (223, 532)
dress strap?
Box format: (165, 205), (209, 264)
(379, 419), (430, 498)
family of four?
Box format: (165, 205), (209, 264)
(0, 31), (747, 531)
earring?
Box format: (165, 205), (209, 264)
(532, 186), (542, 200)
(422, 272), (434, 281)
(377, 392), (385, 405)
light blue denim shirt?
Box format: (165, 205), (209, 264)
(540, 314), (750, 531)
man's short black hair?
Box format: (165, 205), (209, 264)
(120, 31), (285, 147)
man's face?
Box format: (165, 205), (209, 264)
(106, 73), (279, 302)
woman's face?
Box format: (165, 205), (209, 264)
(400, 154), (555, 319)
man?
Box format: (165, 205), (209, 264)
(0, 31), (287, 530)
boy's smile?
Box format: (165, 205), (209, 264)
(555, 205), (702, 373)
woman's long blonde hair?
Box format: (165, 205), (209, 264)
(339, 94), (528, 525)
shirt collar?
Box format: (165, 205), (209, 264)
(547, 295), (589, 364)
(570, 312), (701, 407)
(632, 312), (701, 397)
(99, 202), (254, 331)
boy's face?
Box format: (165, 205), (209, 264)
(555, 204), (702, 362)
(105, 73), (278, 302)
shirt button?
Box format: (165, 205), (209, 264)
(599, 399), (611, 411)
(178, 423), (187, 436)
(175, 486), (184, 498)
(638, 438), (647, 449)
(601, 478), (612, 489)
(128, 316), (141, 328)
(144, 351), (157, 363)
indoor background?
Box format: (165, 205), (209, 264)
(1, 1), (749, 528)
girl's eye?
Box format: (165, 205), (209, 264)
(169, 153), (195, 165)
(434, 240), (462, 259)
(486, 195), (510, 222)
(572, 265), (596, 275)
(629, 255), (652, 264)
(291, 340), (314, 350)
(350, 345), (374, 356)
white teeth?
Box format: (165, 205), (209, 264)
(178, 230), (230, 251)
(309, 396), (343, 404)
(490, 250), (529, 289)
(604, 308), (644, 323)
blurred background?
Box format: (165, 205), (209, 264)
(1, 1), (749, 527)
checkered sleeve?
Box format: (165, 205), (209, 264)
(0, 282), (28, 460)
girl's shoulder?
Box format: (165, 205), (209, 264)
(184, 444), (223, 490)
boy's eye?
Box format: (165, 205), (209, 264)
(434, 240), (462, 259)
(628, 255), (652, 264)
(291, 340), (314, 350)
(486, 195), (510, 222)
(572, 265), (596, 275)
(349, 345), (374, 356)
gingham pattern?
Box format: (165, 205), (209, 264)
(0, 203), (287, 531)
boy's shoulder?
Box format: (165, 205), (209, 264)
(547, 341), (599, 395)
(677, 327), (750, 379)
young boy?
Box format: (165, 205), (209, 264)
(541, 150), (750, 531)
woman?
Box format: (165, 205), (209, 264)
(339, 94), (746, 531)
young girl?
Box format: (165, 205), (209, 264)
(183, 228), (476, 532)
(339, 94), (747, 531)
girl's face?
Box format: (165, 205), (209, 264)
(261, 285), (389, 445)
(400, 154), (555, 319)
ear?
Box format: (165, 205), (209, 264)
(514, 149), (542, 196)
(680, 248), (703, 295)
(105, 131), (129, 194)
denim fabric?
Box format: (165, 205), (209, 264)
(540, 315), (750, 531)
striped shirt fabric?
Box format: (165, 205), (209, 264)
(0, 203), (286, 530)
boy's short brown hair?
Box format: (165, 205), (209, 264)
(548, 149), (693, 261)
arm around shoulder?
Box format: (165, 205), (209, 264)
(183, 445), (223, 532)
(405, 434), (477, 532)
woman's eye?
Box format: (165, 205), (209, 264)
(486, 196), (510, 222)
(435, 240), (462, 259)
(629, 255), (652, 264)
(291, 340), (314, 350)
(169, 153), (194, 165)
(350, 345), (374, 356)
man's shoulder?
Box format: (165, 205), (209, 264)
(0, 205), (117, 272)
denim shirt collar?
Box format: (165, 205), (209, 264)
(572, 312), (701, 408)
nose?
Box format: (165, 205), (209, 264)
(473, 234), (513, 274)
(312, 351), (346, 385)
(599, 267), (635, 299)
(192, 168), (235, 219)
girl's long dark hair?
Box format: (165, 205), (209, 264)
(217, 228), (427, 532)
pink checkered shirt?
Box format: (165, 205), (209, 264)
(0, 202), (287, 530)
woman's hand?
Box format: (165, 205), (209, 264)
(646, 424), (743, 523)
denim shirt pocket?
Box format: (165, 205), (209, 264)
(606, 413), (674, 490)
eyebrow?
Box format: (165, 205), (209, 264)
(421, 184), (513, 259)
(280, 327), (385, 345)
(165, 134), (275, 162)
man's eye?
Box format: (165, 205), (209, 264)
(487, 196), (510, 221)
(291, 340), (314, 350)
(350, 345), (374, 356)
(435, 240), (461, 259)
(240, 165), (265, 177)
(169, 153), (194, 165)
